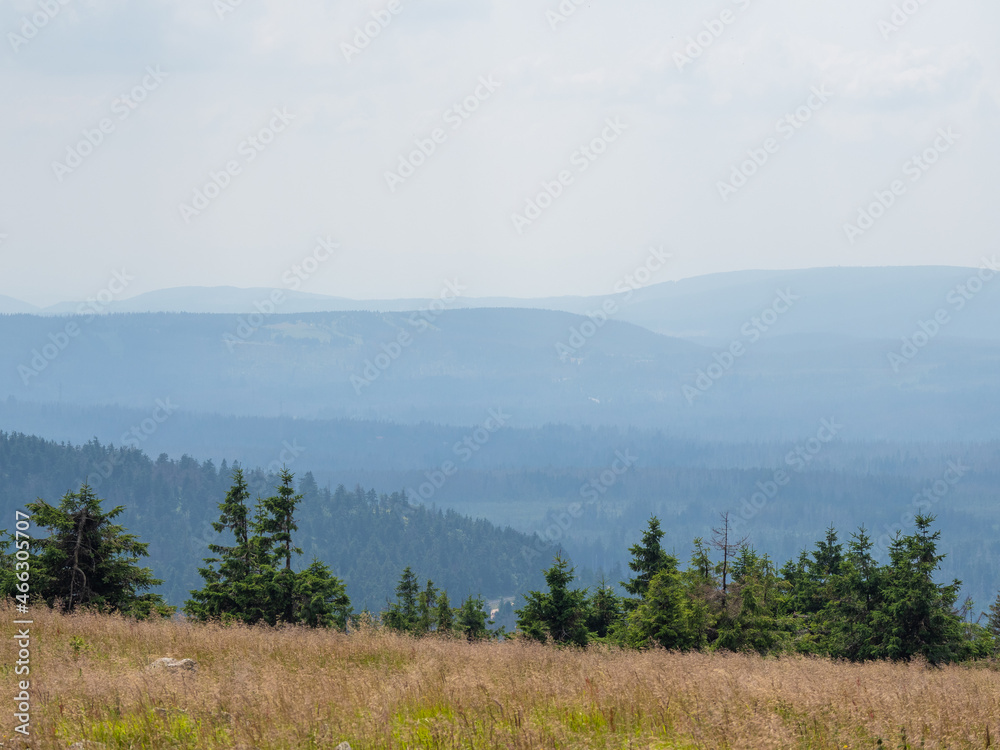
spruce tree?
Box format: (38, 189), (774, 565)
(185, 468), (255, 622)
(186, 468), (350, 628)
(417, 579), (438, 633)
(812, 526), (844, 580)
(988, 591), (1000, 641)
(822, 528), (883, 660)
(870, 515), (966, 664)
(456, 594), (489, 640)
(586, 575), (623, 639)
(628, 567), (699, 650)
(292, 560), (352, 628)
(246, 495), (284, 625)
(517, 554), (589, 646)
(262, 468), (303, 572)
(688, 537), (713, 584)
(713, 550), (785, 655)
(435, 590), (454, 634)
(384, 566), (420, 632)
(260, 469), (304, 623)
(778, 550), (815, 617)
(981, 592), (1000, 656)
(622, 516), (676, 608)
(25, 484), (171, 618)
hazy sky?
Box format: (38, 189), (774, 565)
(1, 0), (996, 306)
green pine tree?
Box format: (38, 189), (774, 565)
(383, 566), (420, 632)
(981, 591), (1000, 657)
(713, 547), (786, 655)
(456, 594), (489, 641)
(517, 554), (589, 646)
(186, 468), (350, 628)
(261, 469), (305, 623)
(627, 566), (701, 650)
(24, 484), (171, 618)
(988, 591), (1000, 641)
(622, 516), (675, 607)
(291, 559), (352, 629)
(687, 537), (714, 584)
(417, 579), (438, 634)
(185, 468), (257, 622)
(586, 575), (623, 639)
(820, 527), (884, 660)
(869, 515), (966, 664)
(262, 467), (304, 572)
(435, 590), (454, 634)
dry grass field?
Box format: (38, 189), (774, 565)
(2, 603), (999, 750)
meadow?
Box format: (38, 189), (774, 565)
(2, 603), (999, 750)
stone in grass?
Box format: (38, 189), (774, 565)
(148, 657), (198, 672)
(336, 744), (352, 750)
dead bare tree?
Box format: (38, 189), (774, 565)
(711, 512), (749, 600)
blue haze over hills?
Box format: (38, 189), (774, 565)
(1, 265), (998, 610)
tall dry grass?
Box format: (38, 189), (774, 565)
(2, 602), (999, 749)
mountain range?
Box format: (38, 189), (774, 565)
(2, 264), (998, 608)
(5, 264), (999, 344)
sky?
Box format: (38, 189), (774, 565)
(0, 0), (997, 307)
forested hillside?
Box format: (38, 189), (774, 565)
(0, 431), (546, 607)
(2, 414), (998, 612)
(3, 305), (1000, 439)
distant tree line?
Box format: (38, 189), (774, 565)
(3, 471), (999, 665)
(514, 515), (1000, 664)
(0, 431), (544, 606)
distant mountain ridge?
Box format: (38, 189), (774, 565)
(1, 305), (998, 441)
(5, 264), (998, 344)
(0, 294), (39, 314)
